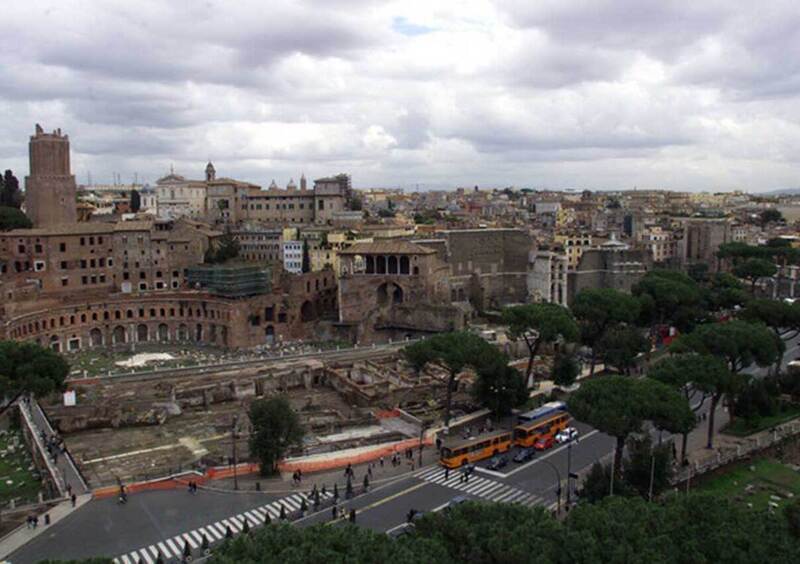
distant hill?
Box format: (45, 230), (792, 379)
(762, 187), (800, 196)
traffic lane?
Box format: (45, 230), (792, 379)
(746, 335), (800, 378)
(509, 429), (615, 496)
(10, 488), (281, 563)
(297, 473), (421, 527)
(356, 483), (458, 533)
(471, 420), (598, 477)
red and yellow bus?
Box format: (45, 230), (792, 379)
(513, 411), (570, 448)
(439, 429), (513, 468)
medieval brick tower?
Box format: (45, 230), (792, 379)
(25, 124), (77, 227)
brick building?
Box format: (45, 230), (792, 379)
(24, 124), (78, 227)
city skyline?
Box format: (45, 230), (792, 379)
(2, 1), (800, 191)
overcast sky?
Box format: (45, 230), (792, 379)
(2, 1), (800, 191)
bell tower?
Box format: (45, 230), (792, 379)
(25, 124), (78, 227)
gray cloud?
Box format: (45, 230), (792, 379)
(1, 1), (799, 191)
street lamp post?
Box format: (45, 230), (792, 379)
(418, 423), (427, 466)
(232, 414), (239, 491)
(540, 459), (562, 515)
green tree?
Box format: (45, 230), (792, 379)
(734, 258), (777, 294)
(741, 298), (800, 372)
(705, 272), (751, 312)
(563, 494), (800, 563)
(0, 341), (69, 415)
(760, 208), (784, 227)
(670, 320), (779, 446)
(301, 240), (310, 273)
(568, 376), (692, 476)
(472, 359), (527, 416)
(0, 206), (32, 230)
(596, 325), (649, 375)
(786, 498), (800, 539)
(403, 332), (501, 426)
(648, 354), (730, 458)
(412, 502), (562, 564)
(621, 435), (673, 499)
(129, 189), (141, 212)
(502, 303), (579, 387)
(578, 461), (617, 503)
(248, 397), (304, 476)
(210, 523), (448, 564)
(632, 269), (702, 332)
(1, 170), (21, 208)
(571, 288), (640, 375)
(205, 231), (240, 264)
(551, 352), (580, 387)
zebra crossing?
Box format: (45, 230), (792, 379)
(112, 490), (333, 564)
(416, 466), (544, 507)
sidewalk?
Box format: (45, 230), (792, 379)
(207, 446), (441, 495)
(0, 494), (91, 560)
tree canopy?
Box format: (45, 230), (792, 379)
(502, 303), (578, 386)
(205, 232), (240, 264)
(571, 288), (640, 375)
(0, 206), (32, 231)
(404, 332), (503, 425)
(204, 496), (800, 564)
(733, 258), (777, 293)
(0, 170), (21, 209)
(248, 397), (304, 476)
(471, 359), (528, 416)
(596, 325), (649, 375)
(568, 376), (692, 473)
(0, 341), (69, 409)
(670, 320), (779, 373)
(632, 269), (702, 332)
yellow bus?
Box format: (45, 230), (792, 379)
(439, 430), (513, 468)
(514, 411), (570, 448)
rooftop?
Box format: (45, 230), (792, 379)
(338, 240), (437, 255)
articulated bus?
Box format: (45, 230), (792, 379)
(514, 410), (570, 448)
(439, 429), (514, 469)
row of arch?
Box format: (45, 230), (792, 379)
(46, 322), (228, 352)
(8, 302), (232, 340)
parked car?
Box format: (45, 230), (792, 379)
(513, 448), (535, 463)
(487, 455), (509, 470)
(445, 495), (470, 511)
(533, 436), (554, 451)
(555, 427), (579, 444)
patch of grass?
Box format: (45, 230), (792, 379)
(0, 431), (43, 506)
(721, 405), (800, 437)
(697, 457), (800, 512)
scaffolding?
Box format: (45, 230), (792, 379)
(186, 264), (271, 297)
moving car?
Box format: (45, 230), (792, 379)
(555, 427), (579, 444)
(513, 448), (535, 463)
(487, 455), (509, 470)
(533, 436), (554, 451)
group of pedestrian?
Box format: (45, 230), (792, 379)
(41, 430), (66, 465)
(344, 463), (355, 480)
(25, 514), (40, 529)
(292, 469), (303, 486)
(459, 465), (473, 484)
(187, 480), (198, 494)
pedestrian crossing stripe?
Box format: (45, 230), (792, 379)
(416, 467), (543, 508)
(112, 489), (334, 563)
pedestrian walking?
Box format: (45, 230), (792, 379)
(298, 468), (303, 483)
(332, 506), (338, 521)
(182, 540), (191, 561)
(363, 474), (369, 491)
(33, 516), (39, 528)
(300, 498), (308, 515)
(368, 466), (373, 479)
(334, 483), (339, 500)
(225, 525), (233, 539)
(445, 468), (450, 481)
(70, 493), (77, 507)
(66, 484), (72, 497)
(202, 534), (211, 554)
(380, 456), (384, 468)
(349, 509), (356, 523)
(280, 504), (287, 520)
